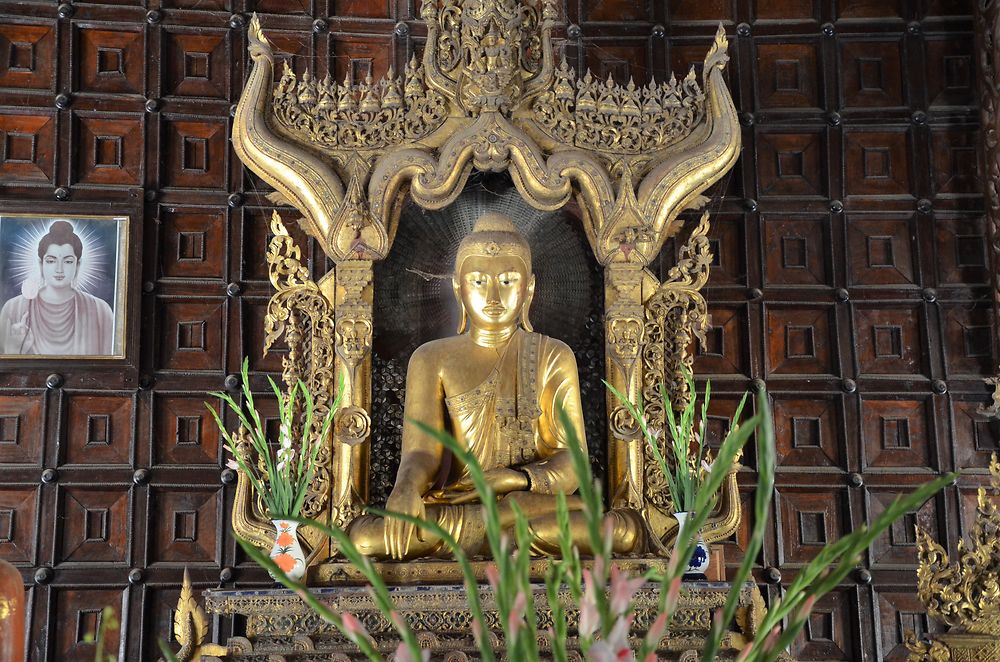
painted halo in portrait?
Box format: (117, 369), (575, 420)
(0, 214), (128, 359)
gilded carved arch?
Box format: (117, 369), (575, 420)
(230, 0), (742, 559)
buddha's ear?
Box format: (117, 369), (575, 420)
(453, 278), (468, 334)
(521, 275), (535, 332)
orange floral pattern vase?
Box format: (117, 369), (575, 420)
(269, 519), (306, 582)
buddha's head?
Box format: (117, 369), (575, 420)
(453, 213), (535, 334)
(37, 221), (82, 291)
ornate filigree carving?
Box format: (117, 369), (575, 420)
(916, 454), (1000, 632)
(204, 582), (765, 660)
(907, 454), (1000, 660)
(272, 60), (448, 154)
(532, 64), (706, 157)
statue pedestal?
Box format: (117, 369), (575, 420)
(203, 581), (766, 660)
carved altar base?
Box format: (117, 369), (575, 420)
(203, 582), (766, 661)
(307, 552), (726, 585)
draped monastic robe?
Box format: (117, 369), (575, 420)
(0, 291), (115, 356)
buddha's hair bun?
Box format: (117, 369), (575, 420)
(38, 220), (83, 260)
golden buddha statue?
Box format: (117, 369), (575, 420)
(349, 213), (642, 560)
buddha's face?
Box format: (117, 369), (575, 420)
(40, 244), (79, 290)
(455, 254), (533, 331)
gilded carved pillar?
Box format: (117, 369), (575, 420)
(329, 262), (373, 532)
(604, 262), (657, 511)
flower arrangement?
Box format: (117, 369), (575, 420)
(607, 369), (736, 515)
(236, 381), (955, 662)
(206, 358), (338, 520)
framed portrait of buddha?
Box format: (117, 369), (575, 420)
(0, 213), (129, 360)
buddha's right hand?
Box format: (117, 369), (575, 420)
(384, 486), (425, 560)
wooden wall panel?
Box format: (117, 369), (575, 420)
(0, 0), (990, 659)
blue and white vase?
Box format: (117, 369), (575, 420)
(673, 511), (710, 581)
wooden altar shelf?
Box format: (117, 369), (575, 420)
(202, 580), (766, 661)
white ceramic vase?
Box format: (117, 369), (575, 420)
(269, 519), (306, 582)
(673, 511), (710, 581)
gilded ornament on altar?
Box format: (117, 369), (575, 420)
(230, 0), (742, 566)
(907, 453), (1000, 660)
(164, 569), (227, 662)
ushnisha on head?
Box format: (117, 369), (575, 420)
(453, 213), (535, 334)
(37, 221), (83, 291)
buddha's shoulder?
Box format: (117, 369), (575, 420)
(408, 336), (466, 366)
(532, 332), (574, 356)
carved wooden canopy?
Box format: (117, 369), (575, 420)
(230, 0), (741, 557)
(235, 1), (738, 266)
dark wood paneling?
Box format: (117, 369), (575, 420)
(0, 0), (989, 659)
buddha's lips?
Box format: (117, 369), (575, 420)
(483, 304), (505, 315)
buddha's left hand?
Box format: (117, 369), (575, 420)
(443, 468), (529, 504)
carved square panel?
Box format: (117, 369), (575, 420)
(74, 115), (143, 185)
(64, 394), (134, 465)
(765, 306), (836, 375)
(846, 216), (918, 286)
(861, 398), (934, 470)
(668, 0), (735, 21)
(931, 128), (979, 197)
(0, 394), (42, 464)
(0, 111), (55, 182)
(762, 215), (831, 286)
(163, 29), (230, 99)
(853, 305), (925, 376)
(583, 0), (650, 20)
(839, 38), (904, 108)
(253, 0), (312, 12)
(162, 118), (228, 189)
(244, 298), (289, 374)
(772, 395), (844, 469)
(952, 399), (1000, 470)
(585, 41), (652, 86)
(149, 487), (220, 564)
(58, 486), (130, 563)
(935, 215), (989, 285)
(159, 207), (226, 279)
(756, 128), (826, 197)
(330, 35), (394, 85)
(52, 588), (124, 661)
(693, 305), (748, 376)
(925, 36), (975, 108)
(153, 395), (221, 465)
(844, 129), (912, 197)
(942, 303), (994, 377)
(144, 587), (184, 651)
(0, 22), (55, 90)
(331, 0), (393, 17)
(75, 25), (143, 95)
(162, 0), (228, 8)
(838, 0), (903, 16)
(0, 487), (37, 564)
(927, 0), (973, 15)
(265, 32), (317, 81)
(156, 298), (227, 371)
(868, 488), (938, 566)
(876, 590), (944, 661)
(777, 488), (847, 564)
(755, 0), (819, 19)
(755, 40), (821, 109)
(791, 589), (857, 660)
